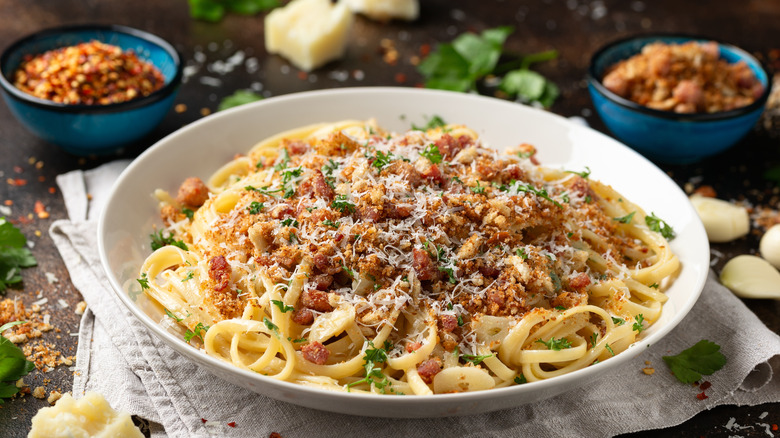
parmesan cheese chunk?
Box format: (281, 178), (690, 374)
(345, 0), (419, 21)
(28, 392), (143, 438)
(265, 0), (354, 71)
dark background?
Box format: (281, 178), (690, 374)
(0, 0), (779, 436)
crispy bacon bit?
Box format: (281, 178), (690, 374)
(356, 206), (381, 222)
(439, 314), (458, 332)
(311, 274), (333, 290)
(270, 203), (294, 219)
(302, 341), (330, 365)
(284, 139), (309, 155)
(699, 381), (712, 391)
(487, 290), (505, 307)
(434, 134), (471, 159)
(479, 265), (501, 278)
(176, 177), (209, 207)
(382, 161), (421, 186)
(568, 272), (591, 290)
(570, 176), (592, 198)
(405, 341), (422, 353)
(313, 251), (340, 275)
(301, 289), (333, 312)
(292, 308), (314, 325)
(696, 391), (708, 400)
(412, 248), (438, 281)
(421, 164), (445, 185)
(416, 358), (442, 384)
(208, 255), (231, 291)
(299, 170), (334, 200)
(383, 201), (412, 219)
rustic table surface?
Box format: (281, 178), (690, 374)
(1, 0), (779, 436)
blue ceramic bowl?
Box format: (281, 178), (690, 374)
(0, 25), (183, 155)
(588, 35), (770, 164)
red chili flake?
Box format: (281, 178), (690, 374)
(48, 187), (56, 194)
(699, 381), (712, 391)
(34, 201), (49, 219)
(696, 391), (708, 400)
(334, 234), (344, 243)
(297, 71), (308, 81)
(4, 200), (12, 206)
(269, 433), (283, 438)
(419, 43), (431, 57)
(771, 424), (778, 431)
(7, 178), (27, 186)
(227, 422), (236, 428)
(201, 418), (208, 424)
(394, 72), (407, 84)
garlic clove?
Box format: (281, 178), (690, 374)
(720, 255), (780, 300)
(689, 195), (750, 243)
(759, 224), (780, 269)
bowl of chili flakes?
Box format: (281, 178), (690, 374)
(0, 24), (183, 155)
(587, 34), (770, 164)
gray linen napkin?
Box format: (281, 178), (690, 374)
(50, 161), (780, 438)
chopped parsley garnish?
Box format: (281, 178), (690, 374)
(0, 321), (34, 403)
(347, 341), (393, 392)
(182, 207), (195, 220)
(412, 115), (447, 131)
(662, 340), (726, 385)
(322, 219), (341, 228)
(420, 143), (443, 164)
(281, 218), (299, 227)
(288, 232), (298, 243)
(605, 343), (615, 356)
(217, 89), (264, 109)
(137, 273), (150, 290)
(632, 314), (645, 333)
(561, 192), (570, 203)
(323, 158), (339, 175)
(649, 283), (659, 289)
(516, 248), (529, 260)
(456, 314), (464, 326)
(247, 201), (264, 214)
(613, 211), (636, 224)
(451, 176), (463, 184)
(182, 271), (194, 282)
(341, 263), (356, 279)
(184, 323), (209, 343)
(274, 148), (291, 171)
(245, 185), (283, 197)
(370, 150), (403, 170)
(165, 309), (184, 322)
(517, 150), (534, 159)
(584, 195), (593, 204)
(645, 212), (676, 240)
(513, 182), (562, 208)
(291, 337), (307, 343)
(514, 374), (527, 384)
(554, 305), (566, 311)
(535, 337), (572, 351)
(461, 353), (492, 365)
(589, 332), (598, 349)
(470, 181), (486, 194)
(331, 195), (356, 213)
(263, 317), (280, 336)
(549, 271), (562, 292)
(611, 316), (625, 326)
(271, 300), (294, 313)
(565, 166), (591, 179)
(150, 229), (188, 251)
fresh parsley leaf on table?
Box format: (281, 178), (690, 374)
(418, 27), (559, 108)
(0, 218), (37, 293)
(0, 321), (35, 403)
(662, 340), (727, 384)
(188, 0), (280, 22)
(218, 90), (264, 111)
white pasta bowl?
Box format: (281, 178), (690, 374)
(98, 87), (709, 418)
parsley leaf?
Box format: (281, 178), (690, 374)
(514, 374), (527, 384)
(0, 218), (37, 292)
(182, 271), (195, 282)
(632, 314), (645, 333)
(331, 195), (356, 214)
(0, 321), (34, 403)
(513, 182), (562, 208)
(611, 316), (625, 326)
(535, 337), (572, 351)
(184, 322), (209, 343)
(613, 211), (636, 224)
(662, 340), (726, 385)
(218, 89), (264, 111)
(247, 201), (265, 214)
(565, 166), (591, 179)
(165, 309), (184, 322)
(516, 248), (529, 260)
(347, 341), (393, 392)
(182, 208), (195, 220)
(137, 273), (150, 290)
(322, 219), (341, 228)
(605, 343), (615, 356)
(419, 144), (443, 164)
(411, 115), (447, 131)
(271, 300), (294, 313)
(461, 353), (492, 365)
(149, 229), (188, 251)
(470, 181), (486, 194)
(645, 212), (676, 240)
(188, 0), (280, 22)
(245, 185), (283, 197)
(589, 332), (598, 349)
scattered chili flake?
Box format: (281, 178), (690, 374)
(34, 201), (49, 219)
(419, 43), (431, 57)
(297, 71), (308, 81)
(48, 187), (56, 194)
(699, 380), (712, 391)
(201, 418), (208, 424)
(227, 422), (236, 428)
(7, 178), (27, 186)
(772, 424), (778, 431)
(696, 391), (708, 400)
(4, 200), (12, 206)
(394, 72), (407, 84)
(13, 40), (165, 105)
(269, 433), (283, 438)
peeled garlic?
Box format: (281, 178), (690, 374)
(759, 224), (780, 269)
(720, 255), (780, 299)
(689, 195), (750, 243)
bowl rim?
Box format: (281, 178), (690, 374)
(0, 23), (183, 114)
(587, 33), (771, 122)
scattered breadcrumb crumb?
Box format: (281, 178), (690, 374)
(47, 390), (62, 404)
(642, 367), (655, 375)
(32, 386), (45, 399)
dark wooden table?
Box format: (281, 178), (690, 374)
(1, 1), (779, 436)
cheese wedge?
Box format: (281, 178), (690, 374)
(345, 0), (419, 21)
(265, 0), (354, 71)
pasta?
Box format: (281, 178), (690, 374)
(139, 120), (680, 395)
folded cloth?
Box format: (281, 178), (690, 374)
(50, 161), (780, 438)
